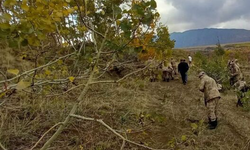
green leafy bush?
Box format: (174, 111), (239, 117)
(194, 50), (230, 90)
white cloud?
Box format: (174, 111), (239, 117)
(211, 18), (250, 29)
(155, 0), (250, 33)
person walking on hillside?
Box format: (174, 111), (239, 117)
(170, 58), (177, 75)
(199, 71), (221, 130)
(188, 55), (192, 65)
(234, 80), (250, 107)
(229, 60), (243, 86)
(178, 59), (189, 85)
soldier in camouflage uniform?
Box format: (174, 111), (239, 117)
(161, 62), (174, 82)
(146, 58), (159, 82)
(170, 58), (177, 75)
(234, 59), (240, 68)
(199, 72), (221, 129)
(234, 80), (250, 107)
(228, 60), (243, 86)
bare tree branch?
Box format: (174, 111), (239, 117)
(0, 52), (76, 84)
(0, 142), (7, 150)
(0, 98), (8, 107)
(70, 114), (168, 150)
(30, 122), (63, 150)
(90, 63), (150, 84)
(120, 140), (126, 150)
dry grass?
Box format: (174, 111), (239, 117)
(1, 71), (250, 150)
(1, 47), (250, 150)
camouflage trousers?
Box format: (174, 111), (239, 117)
(172, 66), (177, 75)
(230, 76), (238, 86)
(149, 69), (157, 80)
(206, 97), (220, 121)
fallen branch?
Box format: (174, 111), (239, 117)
(46, 83), (86, 97)
(90, 63), (150, 85)
(0, 75), (89, 93)
(120, 140), (126, 150)
(0, 98), (8, 107)
(0, 52), (76, 84)
(0, 142), (7, 150)
(70, 114), (168, 150)
(30, 122), (63, 150)
(46, 64), (149, 97)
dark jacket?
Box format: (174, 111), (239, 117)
(178, 62), (189, 73)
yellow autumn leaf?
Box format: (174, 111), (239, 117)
(74, 6), (78, 10)
(78, 26), (87, 32)
(116, 20), (121, 25)
(67, 8), (74, 14)
(21, 4), (29, 11)
(66, 0), (71, 2)
(94, 66), (99, 74)
(126, 129), (132, 133)
(7, 69), (19, 75)
(181, 135), (187, 142)
(16, 80), (31, 90)
(79, 145), (83, 150)
(45, 70), (51, 75)
(56, 12), (63, 17)
(54, 17), (61, 22)
(57, 59), (63, 65)
(101, 10), (105, 15)
(191, 123), (198, 130)
(86, 11), (91, 15)
(0, 92), (6, 98)
(80, 6), (84, 11)
(62, 42), (69, 47)
(0, 23), (10, 29)
(68, 76), (75, 83)
(62, 10), (69, 16)
(3, 13), (11, 21)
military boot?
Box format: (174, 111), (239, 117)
(208, 119), (217, 130)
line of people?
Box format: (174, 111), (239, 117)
(146, 57), (190, 84)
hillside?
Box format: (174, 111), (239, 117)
(2, 65), (250, 149)
(170, 28), (250, 48)
(1, 44), (250, 149)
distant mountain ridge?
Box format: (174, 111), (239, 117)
(170, 28), (250, 48)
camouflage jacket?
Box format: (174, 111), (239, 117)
(230, 64), (243, 80)
(199, 75), (221, 101)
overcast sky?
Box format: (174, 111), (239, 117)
(155, 0), (250, 33)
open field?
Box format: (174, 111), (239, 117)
(175, 42), (250, 51)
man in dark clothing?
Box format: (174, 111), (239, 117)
(178, 59), (189, 85)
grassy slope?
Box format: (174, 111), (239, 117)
(1, 67), (250, 150)
(1, 45), (250, 149)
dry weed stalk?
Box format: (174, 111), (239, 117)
(0, 142), (7, 150)
(70, 114), (168, 150)
(30, 122), (63, 150)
